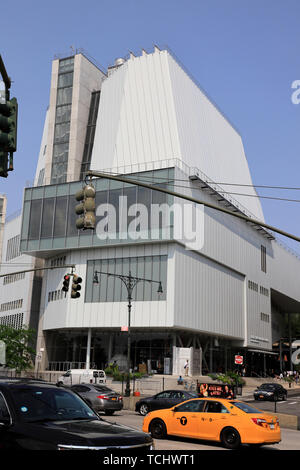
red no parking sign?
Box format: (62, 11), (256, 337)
(234, 355), (243, 365)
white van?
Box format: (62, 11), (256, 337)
(57, 369), (106, 386)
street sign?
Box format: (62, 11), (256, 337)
(234, 355), (243, 365)
(0, 340), (6, 366)
(36, 352), (42, 362)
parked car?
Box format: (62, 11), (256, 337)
(142, 397), (281, 449)
(70, 383), (123, 415)
(135, 389), (198, 416)
(253, 383), (287, 401)
(0, 380), (153, 450)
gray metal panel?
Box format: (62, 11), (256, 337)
(173, 245), (245, 339)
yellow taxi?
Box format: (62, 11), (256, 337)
(142, 397), (281, 449)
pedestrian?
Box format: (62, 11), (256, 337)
(177, 375), (183, 385)
(184, 360), (189, 376)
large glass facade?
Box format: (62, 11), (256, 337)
(51, 57), (74, 185)
(80, 91), (101, 180)
(46, 330), (173, 374)
(85, 255), (167, 302)
(20, 168), (174, 254)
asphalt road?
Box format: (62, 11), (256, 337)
(244, 389), (300, 417)
(102, 409), (300, 451)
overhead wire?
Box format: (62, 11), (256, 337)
(97, 171), (300, 203)
(96, 169), (300, 192)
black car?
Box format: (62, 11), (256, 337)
(70, 383), (123, 415)
(135, 389), (198, 416)
(0, 380), (153, 450)
(253, 383), (288, 401)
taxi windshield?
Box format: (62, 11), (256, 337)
(231, 402), (263, 414)
(10, 386), (98, 423)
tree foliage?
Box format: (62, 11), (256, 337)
(0, 325), (36, 372)
(208, 371), (246, 386)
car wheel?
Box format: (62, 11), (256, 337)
(149, 419), (167, 439)
(220, 427), (241, 450)
(105, 410), (115, 416)
(138, 403), (149, 416)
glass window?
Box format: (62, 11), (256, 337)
(72, 385), (90, 393)
(56, 104), (71, 124)
(10, 386), (97, 423)
(54, 122), (70, 144)
(59, 57), (74, 73)
(93, 386), (111, 392)
(176, 400), (205, 412)
(28, 199), (42, 240)
(156, 392), (171, 399)
(53, 196), (68, 237)
(108, 188), (122, 234)
(86, 255), (167, 303)
(57, 87), (73, 106)
(66, 195), (78, 237)
(58, 72), (73, 88)
(230, 402), (263, 414)
(205, 401), (229, 413)
(261, 245), (267, 273)
(53, 142), (69, 163)
(122, 186), (137, 233)
(41, 198), (55, 238)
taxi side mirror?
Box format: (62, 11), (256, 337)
(173, 407), (179, 412)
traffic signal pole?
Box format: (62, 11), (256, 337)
(0, 56), (11, 92)
(0, 55), (18, 177)
(0, 264), (76, 279)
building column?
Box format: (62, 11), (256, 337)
(108, 334), (113, 364)
(86, 328), (92, 370)
(209, 337), (213, 373)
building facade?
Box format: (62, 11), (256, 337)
(1, 47), (300, 376)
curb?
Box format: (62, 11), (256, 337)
(267, 412), (300, 431)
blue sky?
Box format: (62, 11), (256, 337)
(1, 0), (300, 250)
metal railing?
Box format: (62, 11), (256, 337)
(47, 362), (96, 371)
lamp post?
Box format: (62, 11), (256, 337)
(93, 270), (163, 397)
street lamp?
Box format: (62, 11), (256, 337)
(93, 269), (163, 397)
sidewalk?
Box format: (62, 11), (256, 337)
(107, 374), (300, 400)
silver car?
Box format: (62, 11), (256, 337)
(71, 383), (123, 415)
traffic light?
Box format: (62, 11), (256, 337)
(71, 274), (83, 299)
(75, 183), (96, 230)
(62, 274), (70, 292)
(0, 97), (18, 153)
(0, 151), (8, 177)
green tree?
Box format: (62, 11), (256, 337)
(0, 325), (36, 372)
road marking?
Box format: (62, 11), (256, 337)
(288, 402), (297, 405)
